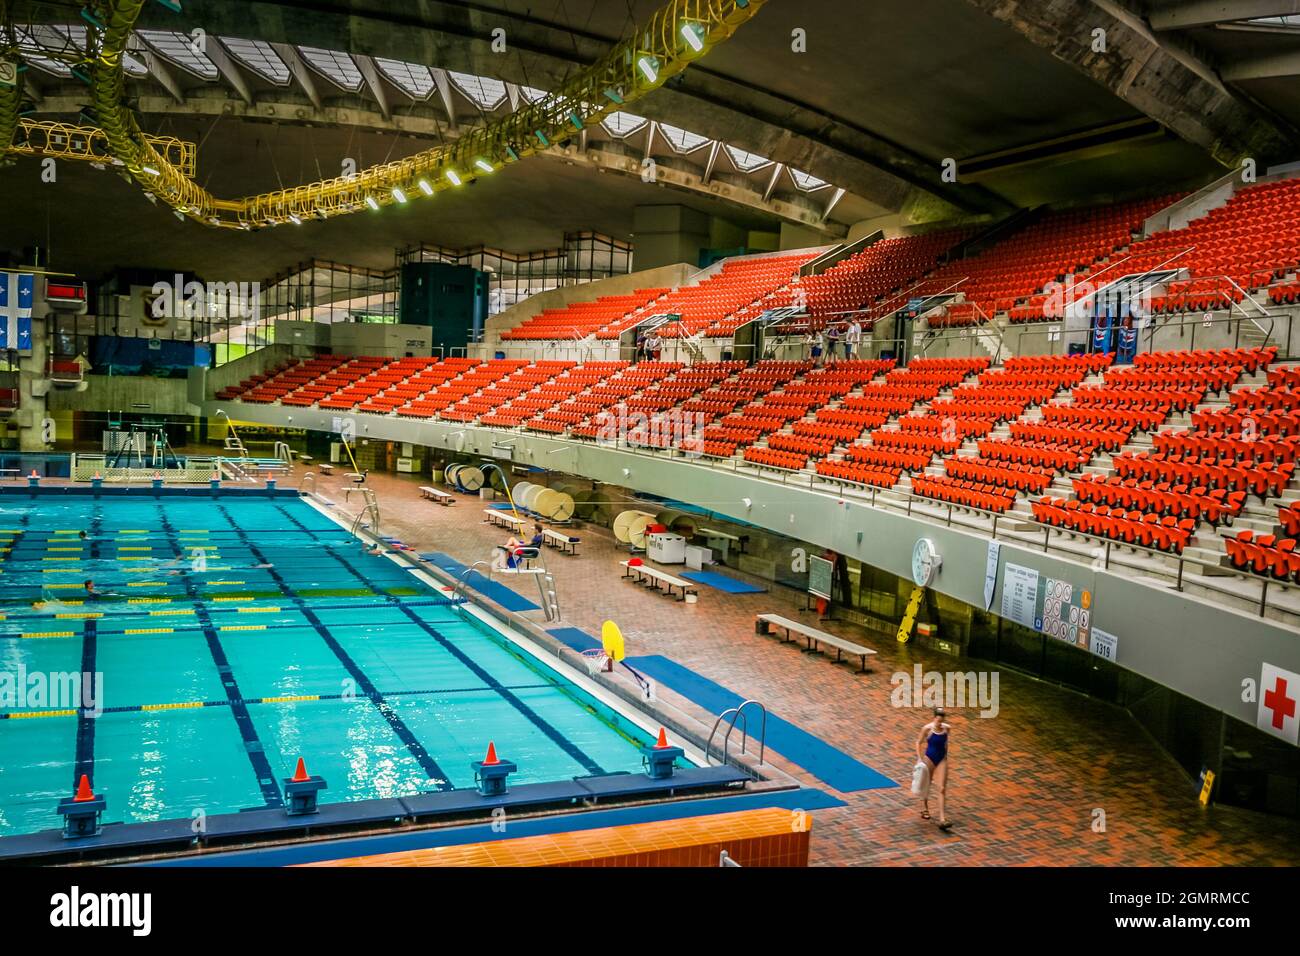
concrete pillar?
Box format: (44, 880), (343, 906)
(17, 315), (49, 453)
(632, 205), (711, 271)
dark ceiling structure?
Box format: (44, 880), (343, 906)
(1, 0), (1297, 280)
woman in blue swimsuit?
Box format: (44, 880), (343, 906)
(916, 707), (952, 830)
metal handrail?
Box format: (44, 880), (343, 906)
(300, 472), (317, 495)
(453, 561), (494, 603)
(705, 699), (767, 766)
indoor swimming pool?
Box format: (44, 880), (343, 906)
(0, 493), (669, 841)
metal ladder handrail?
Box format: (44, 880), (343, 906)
(453, 561), (494, 602)
(705, 699), (767, 767)
(350, 502), (380, 538)
(300, 473), (317, 495)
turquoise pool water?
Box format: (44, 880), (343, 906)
(0, 495), (662, 838)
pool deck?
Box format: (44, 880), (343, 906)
(309, 469), (1300, 866)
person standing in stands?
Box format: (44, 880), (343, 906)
(824, 323), (841, 365)
(916, 707), (953, 830)
(844, 318), (862, 360)
(806, 330), (822, 365)
(646, 331), (662, 361)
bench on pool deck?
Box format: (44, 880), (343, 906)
(485, 509), (526, 531)
(420, 486), (455, 505)
(317, 463), (334, 475)
(621, 560), (698, 601)
(755, 613), (877, 674)
(542, 528), (579, 555)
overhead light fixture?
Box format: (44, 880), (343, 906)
(474, 159), (493, 173)
(207, 217), (220, 226)
(141, 165), (159, 176)
(418, 179), (433, 195)
(392, 186), (407, 203)
(143, 192), (157, 204)
(680, 22), (705, 52)
(636, 55), (659, 84)
(173, 210), (186, 222)
(505, 146), (520, 162)
(288, 213), (302, 225)
(154, 0), (183, 11)
(365, 196), (380, 211)
(568, 112), (583, 130)
(534, 130), (550, 147)
(239, 221), (252, 231)
(315, 208), (328, 220)
(446, 169), (462, 186)
(602, 87), (624, 104)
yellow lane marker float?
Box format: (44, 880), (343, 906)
(141, 701), (202, 711)
(55, 613), (103, 620)
(128, 598), (171, 604)
(219, 624), (266, 631)
(208, 581), (246, 586)
(236, 606), (280, 614)
(118, 547), (153, 552)
(262, 695), (320, 704)
(8, 709), (78, 719)
(21, 631), (76, 639)
(213, 595), (254, 602)
(149, 609), (195, 617)
(123, 628), (174, 635)
(41, 557), (80, 562)
(128, 582), (167, 587)
(46, 547), (83, 553)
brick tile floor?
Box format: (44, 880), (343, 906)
(303, 470), (1300, 866)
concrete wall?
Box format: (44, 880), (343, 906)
(211, 396), (1300, 729)
(329, 323), (433, 358)
(47, 374), (196, 416)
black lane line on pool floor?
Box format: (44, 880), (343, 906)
(270, 502), (606, 777)
(72, 618), (97, 791)
(72, 506), (103, 790)
(163, 506), (284, 809)
(215, 504), (455, 791)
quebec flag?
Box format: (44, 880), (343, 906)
(0, 273), (34, 352)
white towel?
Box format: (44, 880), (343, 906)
(911, 760), (931, 797)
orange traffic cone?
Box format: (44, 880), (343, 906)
(29, 470), (38, 479)
(482, 742), (499, 766)
(291, 757), (310, 783)
(654, 727), (670, 749)
(74, 774), (95, 802)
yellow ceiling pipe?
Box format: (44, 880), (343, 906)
(83, 0), (766, 229)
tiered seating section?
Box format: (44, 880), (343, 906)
(1031, 348), (1276, 554)
(925, 195), (1172, 328)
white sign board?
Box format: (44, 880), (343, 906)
(1089, 627), (1118, 662)
(1000, 562), (1039, 629)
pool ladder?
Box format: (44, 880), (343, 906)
(704, 699), (767, 768)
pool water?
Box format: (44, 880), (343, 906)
(0, 495), (662, 838)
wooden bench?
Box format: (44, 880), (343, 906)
(317, 463), (334, 476)
(621, 560), (698, 601)
(542, 528), (580, 555)
(420, 486), (455, 505)
(485, 509), (526, 532)
(755, 613), (877, 674)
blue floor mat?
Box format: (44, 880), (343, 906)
(548, 627), (602, 652)
(629, 655), (897, 793)
(143, 787), (845, 867)
(419, 553), (541, 612)
(681, 570), (766, 594)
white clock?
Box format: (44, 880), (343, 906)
(912, 537), (941, 587)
